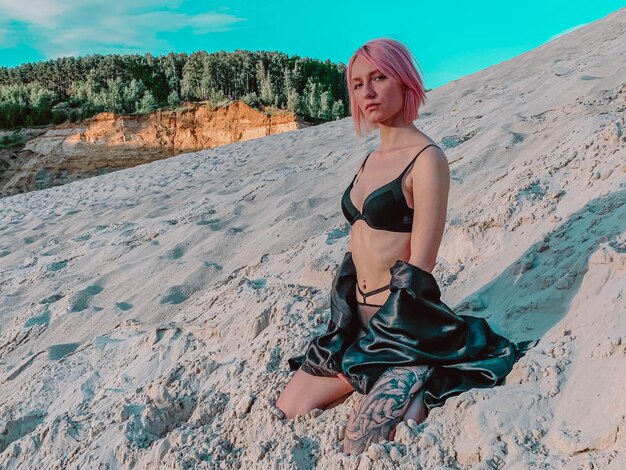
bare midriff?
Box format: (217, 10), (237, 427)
(347, 139), (438, 332)
(350, 228), (412, 332)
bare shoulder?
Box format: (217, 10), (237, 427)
(413, 143), (449, 178)
(422, 142), (448, 162)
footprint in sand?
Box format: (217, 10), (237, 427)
(71, 285), (104, 312)
(73, 233), (91, 241)
(48, 260), (68, 272)
(203, 261), (223, 271)
(40, 293), (64, 305)
(441, 131), (478, 150)
(326, 226), (350, 245)
(580, 75), (602, 80)
(441, 135), (463, 149)
(197, 219), (224, 231)
(47, 342), (80, 360)
(23, 311), (51, 328)
(168, 245), (185, 260)
(516, 181), (548, 204)
(115, 302), (133, 311)
(93, 336), (123, 352)
(246, 279), (267, 289)
(511, 132), (526, 145)
(160, 286), (189, 305)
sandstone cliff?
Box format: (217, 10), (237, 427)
(0, 100), (307, 197)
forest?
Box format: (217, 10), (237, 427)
(0, 49), (349, 129)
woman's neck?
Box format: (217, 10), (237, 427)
(377, 123), (424, 153)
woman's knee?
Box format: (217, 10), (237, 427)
(276, 369), (353, 419)
(276, 385), (333, 419)
(276, 388), (312, 419)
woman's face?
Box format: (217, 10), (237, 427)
(351, 55), (405, 127)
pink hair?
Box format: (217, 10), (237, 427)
(347, 38), (428, 136)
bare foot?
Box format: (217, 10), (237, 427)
(342, 365), (433, 455)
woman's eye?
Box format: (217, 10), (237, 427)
(354, 76), (385, 89)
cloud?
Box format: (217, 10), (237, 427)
(0, 0), (246, 60)
(0, 0), (68, 28)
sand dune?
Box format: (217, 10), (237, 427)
(0, 7), (624, 469)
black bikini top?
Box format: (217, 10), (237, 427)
(341, 144), (441, 232)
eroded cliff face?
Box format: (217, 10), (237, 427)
(0, 100), (307, 197)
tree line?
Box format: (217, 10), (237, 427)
(0, 50), (349, 129)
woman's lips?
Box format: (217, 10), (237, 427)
(366, 104), (380, 111)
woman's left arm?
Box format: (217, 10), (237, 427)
(408, 147), (450, 273)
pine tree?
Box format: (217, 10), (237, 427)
(180, 53), (204, 100)
(256, 60), (275, 106)
(303, 78), (321, 118)
(137, 91), (158, 114)
(167, 90), (181, 108)
(123, 79), (146, 114)
(319, 90), (333, 120)
(331, 100), (345, 120)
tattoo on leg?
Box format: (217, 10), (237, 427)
(342, 365), (433, 455)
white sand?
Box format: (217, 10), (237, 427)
(0, 7), (625, 469)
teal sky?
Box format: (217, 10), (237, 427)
(0, 1), (623, 89)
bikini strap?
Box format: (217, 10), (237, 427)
(357, 283), (390, 298)
(352, 151), (373, 184)
(399, 144), (441, 179)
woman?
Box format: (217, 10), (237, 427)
(276, 38), (532, 455)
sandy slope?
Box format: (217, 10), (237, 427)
(0, 7), (624, 470)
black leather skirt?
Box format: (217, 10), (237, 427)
(288, 251), (537, 411)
